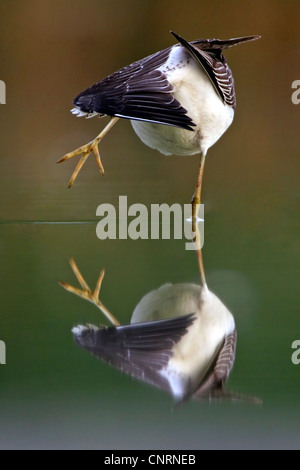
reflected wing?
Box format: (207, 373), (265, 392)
(193, 329), (237, 398)
(72, 313), (196, 394)
(73, 47), (195, 130)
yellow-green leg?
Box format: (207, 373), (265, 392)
(192, 152), (207, 288)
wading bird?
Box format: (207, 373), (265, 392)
(60, 258), (260, 404)
(58, 31), (260, 217)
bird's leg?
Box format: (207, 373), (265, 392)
(192, 152), (207, 229)
(191, 152), (207, 288)
(194, 218), (207, 289)
(59, 258), (120, 327)
(57, 116), (119, 188)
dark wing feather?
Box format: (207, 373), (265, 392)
(72, 313), (196, 394)
(193, 329), (237, 398)
(73, 48), (196, 130)
(171, 32), (260, 109)
(171, 31), (236, 108)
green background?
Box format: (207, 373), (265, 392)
(0, 0), (299, 449)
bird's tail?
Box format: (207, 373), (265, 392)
(197, 35), (261, 50)
(193, 388), (263, 405)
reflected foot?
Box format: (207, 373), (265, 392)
(59, 258), (120, 326)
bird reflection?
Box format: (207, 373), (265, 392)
(60, 256), (261, 404)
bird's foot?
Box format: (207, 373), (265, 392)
(59, 258), (120, 326)
(57, 116), (119, 188)
(57, 136), (104, 188)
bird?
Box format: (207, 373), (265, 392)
(60, 258), (261, 404)
(58, 31), (260, 219)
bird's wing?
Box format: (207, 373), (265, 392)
(73, 48), (196, 130)
(72, 313), (196, 394)
(193, 329), (237, 398)
(171, 31), (236, 108)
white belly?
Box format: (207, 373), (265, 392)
(131, 46), (234, 156)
